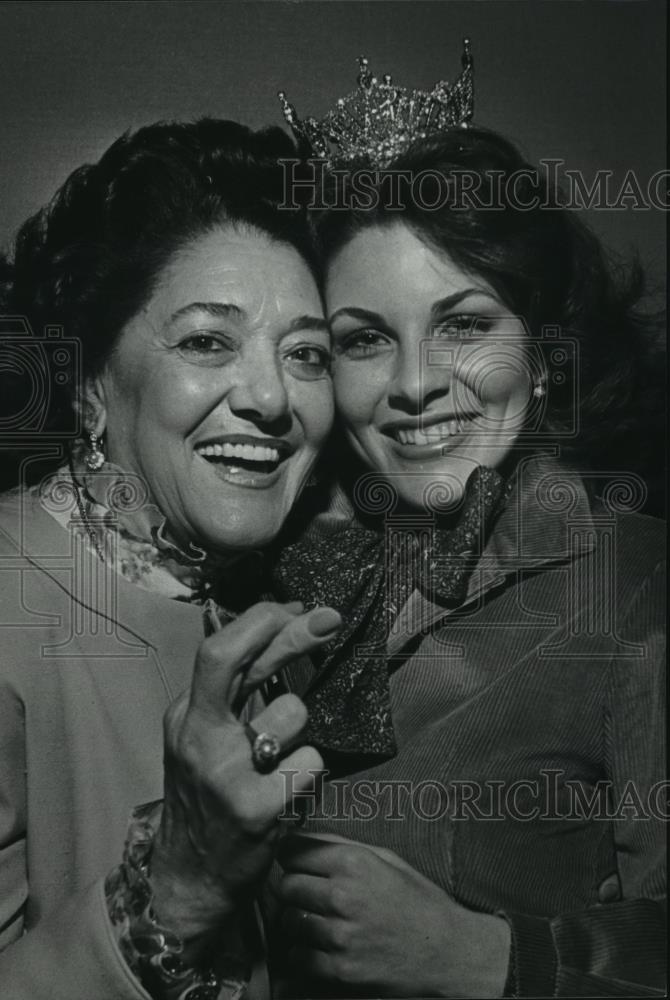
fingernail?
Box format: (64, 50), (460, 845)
(284, 601), (304, 614)
(308, 607), (342, 637)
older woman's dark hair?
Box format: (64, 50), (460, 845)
(316, 128), (665, 515)
(0, 118), (316, 488)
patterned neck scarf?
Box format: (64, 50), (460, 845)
(38, 453), (265, 613)
(273, 466), (512, 766)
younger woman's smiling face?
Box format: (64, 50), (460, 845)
(326, 222), (535, 509)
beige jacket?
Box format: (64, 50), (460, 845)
(0, 488), (229, 998)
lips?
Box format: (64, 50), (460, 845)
(195, 433), (292, 462)
(380, 412), (481, 461)
(193, 433), (294, 485)
(383, 412), (480, 445)
(393, 417), (479, 446)
(196, 441), (281, 463)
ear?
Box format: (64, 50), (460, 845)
(75, 373), (107, 437)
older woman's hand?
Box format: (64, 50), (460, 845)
(149, 602), (341, 954)
(278, 833), (511, 998)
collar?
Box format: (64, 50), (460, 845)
(0, 488), (205, 698)
(39, 460), (252, 605)
(302, 453), (595, 657)
(387, 452), (596, 655)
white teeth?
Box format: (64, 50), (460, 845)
(394, 416), (475, 446)
(196, 442), (281, 463)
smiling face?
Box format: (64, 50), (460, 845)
(91, 224), (333, 551)
(326, 223), (535, 509)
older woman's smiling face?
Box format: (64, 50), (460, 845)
(326, 223), (534, 509)
(92, 224), (333, 551)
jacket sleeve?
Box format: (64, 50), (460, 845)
(502, 560), (667, 998)
(0, 660), (271, 1000)
(0, 676), (152, 1000)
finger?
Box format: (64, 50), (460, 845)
(283, 601), (305, 614)
(363, 843), (416, 873)
(241, 606), (342, 690)
(189, 602), (299, 717)
(282, 907), (336, 950)
(277, 836), (345, 876)
(286, 946), (336, 982)
(284, 832), (412, 874)
(247, 693), (310, 750)
(253, 744), (323, 818)
(279, 873), (331, 913)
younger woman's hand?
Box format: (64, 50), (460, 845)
(278, 833), (511, 998)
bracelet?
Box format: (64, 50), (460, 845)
(105, 801), (248, 1000)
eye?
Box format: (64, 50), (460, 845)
(177, 332), (233, 363)
(284, 344), (332, 381)
(433, 315), (493, 339)
(337, 329), (392, 359)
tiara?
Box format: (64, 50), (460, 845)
(278, 39), (474, 169)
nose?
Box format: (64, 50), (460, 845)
(387, 337), (453, 414)
(227, 353), (291, 428)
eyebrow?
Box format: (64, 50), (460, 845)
(429, 289), (501, 318)
(285, 314), (330, 334)
(169, 301), (243, 323)
(169, 301), (329, 333)
(328, 306), (390, 327)
(329, 289), (499, 327)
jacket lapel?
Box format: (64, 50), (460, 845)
(386, 455), (596, 658)
(1, 490), (204, 698)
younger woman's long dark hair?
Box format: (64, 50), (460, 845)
(314, 128), (665, 515)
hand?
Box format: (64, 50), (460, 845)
(150, 601), (342, 952)
(278, 833), (511, 998)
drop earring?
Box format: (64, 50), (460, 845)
(85, 432), (105, 471)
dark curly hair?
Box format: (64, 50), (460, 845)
(314, 128), (665, 515)
(0, 118), (317, 488)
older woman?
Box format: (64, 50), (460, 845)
(0, 119), (342, 999)
(270, 71), (666, 998)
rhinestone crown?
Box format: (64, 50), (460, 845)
(278, 39), (474, 169)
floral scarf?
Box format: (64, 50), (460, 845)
(37, 449), (265, 614)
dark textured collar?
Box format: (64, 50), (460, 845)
(268, 455), (598, 767)
(297, 453), (596, 657)
(274, 464), (514, 761)
(388, 453), (596, 654)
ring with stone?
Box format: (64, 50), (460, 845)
(244, 722), (282, 773)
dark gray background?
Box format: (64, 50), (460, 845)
(0, 0), (666, 295)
